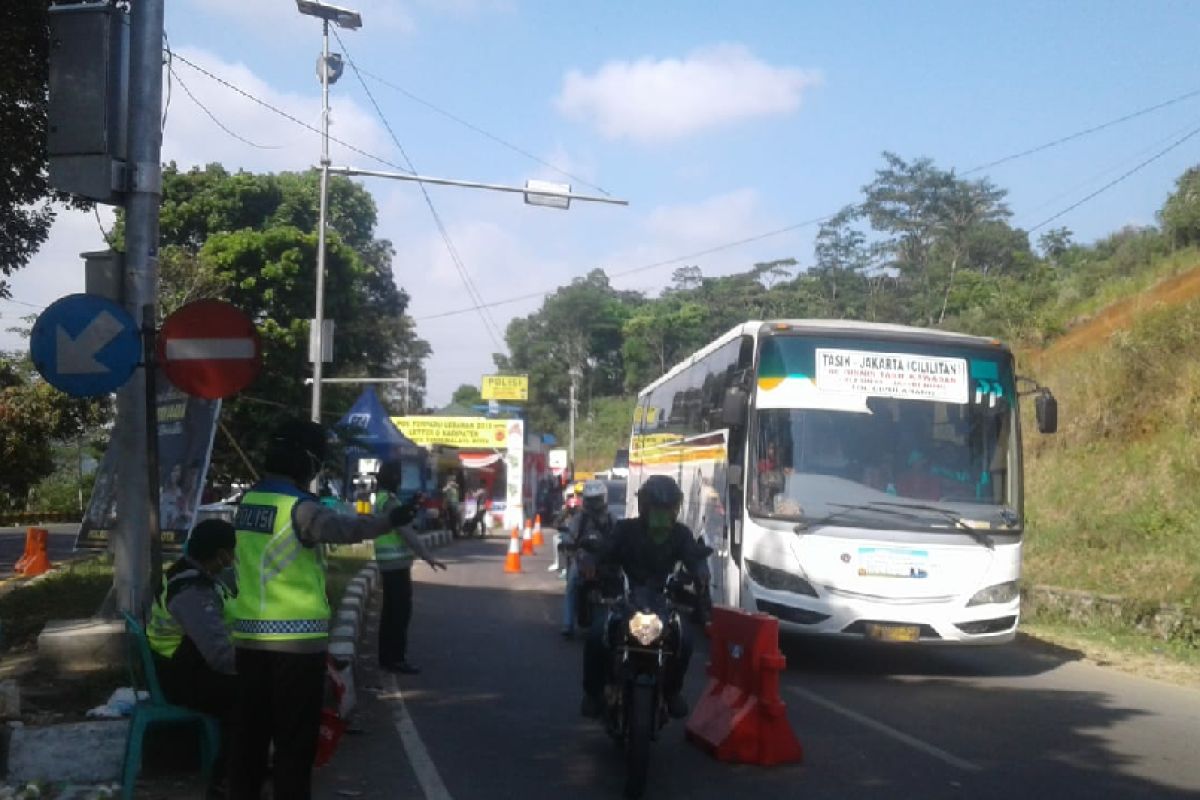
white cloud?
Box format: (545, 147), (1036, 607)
(556, 44), (821, 143)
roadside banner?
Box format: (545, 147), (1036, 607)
(76, 375), (221, 551)
(391, 416), (512, 449)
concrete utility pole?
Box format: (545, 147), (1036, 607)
(568, 366), (582, 473)
(113, 0), (165, 617)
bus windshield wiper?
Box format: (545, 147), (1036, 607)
(868, 501), (995, 550)
(795, 501), (927, 533)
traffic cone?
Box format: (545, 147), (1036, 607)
(521, 519), (535, 556)
(532, 515), (545, 548)
(504, 527), (522, 573)
(17, 527), (51, 578)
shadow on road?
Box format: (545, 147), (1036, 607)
(370, 566), (1199, 800)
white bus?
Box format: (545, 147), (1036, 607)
(627, 320), (1057, 644)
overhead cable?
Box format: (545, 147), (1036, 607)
(332, 29), (506, 349)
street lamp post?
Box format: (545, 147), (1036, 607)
(296, 1), (362, 425)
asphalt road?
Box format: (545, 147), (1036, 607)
(0, 524), (85, 579)
(317, 538), (1200, 800)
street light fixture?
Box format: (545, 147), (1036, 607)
(296, 0), (362, 29)
(296, 0), (361, 428)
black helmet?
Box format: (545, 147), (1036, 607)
(637, 475), (682, 517)
(264, 418), (328, 484)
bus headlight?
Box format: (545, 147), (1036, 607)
(745, 559), (818, 598)
(967, 580), (1020, 607)
(628, 612), (664, 646)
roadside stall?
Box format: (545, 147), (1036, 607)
(337, 387), (428, 511)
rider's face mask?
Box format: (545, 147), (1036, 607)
(646, 509), (673, 542)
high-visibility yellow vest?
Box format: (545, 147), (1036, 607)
(373, 490), (414, 569)
(228, 480), (329, 652)
(146, 564), (231, 659)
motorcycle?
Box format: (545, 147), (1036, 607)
(599, 566), (711, 799)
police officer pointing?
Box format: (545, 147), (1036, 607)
(228, 419), (422, 800)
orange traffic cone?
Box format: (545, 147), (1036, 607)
(521, 519), (535, 556)
(532, 515), (544, 548)
(504, 527), (522, 573)
(17, 527), (50, 577)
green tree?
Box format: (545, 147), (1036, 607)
(451, 384), (482, 406)
(135, 165), (430, 481)
(0, 1), (90, 298)
(497, 269), (638, 432)
(1158, 166), (1200, 248)
(0, 354), (109, 511)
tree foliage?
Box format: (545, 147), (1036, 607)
(0, 1), (89, 298)
(138, 164), (430, 482)
(0, 355), (110, 511)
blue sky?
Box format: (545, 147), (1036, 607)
(5, 0), (1200, 403)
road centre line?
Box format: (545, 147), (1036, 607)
(789, 686), (982, 772)
(381, 671), (455, 800)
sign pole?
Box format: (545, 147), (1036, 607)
(143, 307), (163, 601)
(113, 0), (165, 619)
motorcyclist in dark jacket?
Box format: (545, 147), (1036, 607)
(579, 475), (710, 720)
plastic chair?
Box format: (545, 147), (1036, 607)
(121, 612), (221, 800)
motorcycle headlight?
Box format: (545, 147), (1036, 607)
(627, 612), (664, 646)
(967, 580), (1020, 607)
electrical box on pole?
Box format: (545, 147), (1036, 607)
(47, 3), (130, 204)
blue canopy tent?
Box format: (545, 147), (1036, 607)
(336, 387), (428, 501)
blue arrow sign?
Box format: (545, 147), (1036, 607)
(30, 294), (141, 397)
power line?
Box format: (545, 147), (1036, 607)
(170, 63), (283, 150)
(356, 65), (612, 197)
(169, 49), (413, 175)
(963, 85), (1200, 175)
(416, 213), (832, 321)
(1028, 121), (1200, 232)
(332, 29), (507, 350)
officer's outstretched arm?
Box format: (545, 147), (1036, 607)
(293, 499), (393, 545)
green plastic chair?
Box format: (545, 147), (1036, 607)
(121, 612), (221, 800)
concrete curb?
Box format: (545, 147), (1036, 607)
(1024, 584), (1197, 643)
(329, 529), (455, 716)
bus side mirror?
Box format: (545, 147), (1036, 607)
(1035, 391), (1058, 434)
(722, 386), (748, 428)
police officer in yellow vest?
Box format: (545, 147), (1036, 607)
(374, 460), (446, 674)
(227, 419), (422, 800)
(148, 519), (239, 794)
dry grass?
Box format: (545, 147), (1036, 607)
(1021, 297), (1200, 609)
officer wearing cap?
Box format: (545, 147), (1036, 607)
(227, 418), (423, 800)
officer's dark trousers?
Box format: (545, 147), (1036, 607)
(153, 649), (237, 782)
(229, 648), (325, 800)
(582, 613), (692, 699)
(378, 567), (414, 666)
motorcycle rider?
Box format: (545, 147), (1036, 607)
(578, 475), (710, 720)
(559, 479), (616, 638)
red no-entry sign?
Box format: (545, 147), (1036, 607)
(158, 300), (262, 399)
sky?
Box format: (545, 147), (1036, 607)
(5, 0), (1200, 405)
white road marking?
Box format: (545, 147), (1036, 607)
(789, 686), (981, 772)
(381, 671), (455, 800)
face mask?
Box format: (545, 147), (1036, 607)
(647, 509), (673, 542)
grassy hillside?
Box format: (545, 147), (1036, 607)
(570, 395), (637, 473)
(1022, 284), (1200, 610)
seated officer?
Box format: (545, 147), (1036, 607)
(147, 519), (239, 745)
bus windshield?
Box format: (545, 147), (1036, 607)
(749, 334), (1019, 530)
